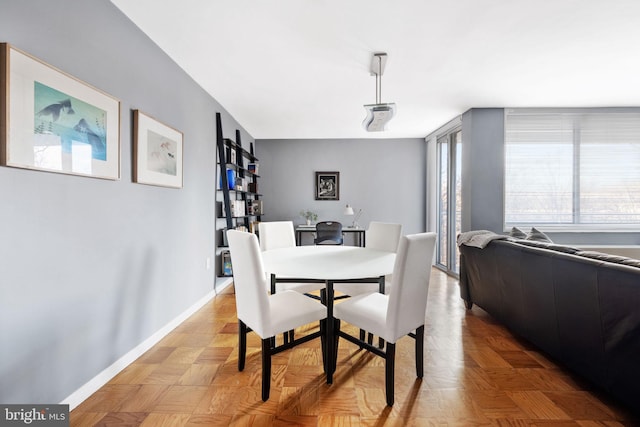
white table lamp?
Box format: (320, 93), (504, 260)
(344, 204), (362, 228)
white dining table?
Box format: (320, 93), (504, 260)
(261, 245), (396, 383)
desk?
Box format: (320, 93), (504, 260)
(261, 246), (395, 383)
(295, 225), (365, 246)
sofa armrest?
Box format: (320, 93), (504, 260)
(459, 253), (473, 309)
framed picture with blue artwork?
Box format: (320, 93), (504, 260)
(0, 43), (120, 179)
(132, 110), (183, 189)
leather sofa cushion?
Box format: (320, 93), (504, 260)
(576, 251), (640, 268)
(513, 239), (581, 255)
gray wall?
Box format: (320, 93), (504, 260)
(460, 108), (505, 233)
(0, 0), (253, 403)
(257, 138), (426, 245)
(460, 108), (639, 245)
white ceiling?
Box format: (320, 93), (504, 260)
(110, 0), (640, 140)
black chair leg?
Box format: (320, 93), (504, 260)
(358, 329), (365, 348)
(368, 329), (384, 348)
(415, 325), (424, 378)
(333, 319), (341, 373)
(238, 320), (247, 371)
(261, 338), (272, 401)
(282, 329), (295, 345)
(385, 342), (396, 406)
(320, 319), (327, 373)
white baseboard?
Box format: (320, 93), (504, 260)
(61, 290), (216, 410)
(215, 276), (233, 293)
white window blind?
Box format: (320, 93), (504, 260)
(505, 109), (640, 228)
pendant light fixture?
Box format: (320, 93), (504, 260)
(363, 52), (396, 132)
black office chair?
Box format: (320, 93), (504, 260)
(314, 221), (343, 245)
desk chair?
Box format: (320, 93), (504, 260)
(314, 221), (343, 245)
(227, 230), (327, 401)
(333, 232), (436, 406)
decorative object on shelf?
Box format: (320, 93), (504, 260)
(300, 209), (318, 226)
(362, 52), (396, 132)
(221, 250), (233, 276)
(344, 204), (363, 228)
(219, 168), (236, 190)
(133, 110), (183, 188)
(315, 171), (340, 200)
(248, 162), (259, 174)
(248, 199), (263, 216)
(226, 169), (236, 190)
(1, 43), (120, 179)
(235, 176), (244, 192)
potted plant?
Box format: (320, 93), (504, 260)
(300, 209), (318, 226)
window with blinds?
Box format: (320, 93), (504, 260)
(504, 109), (640, 229)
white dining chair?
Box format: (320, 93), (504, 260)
(334, 221), (402, 296)
(258, 220), (296, 251)
(258, 221), (326, 295)
(226, 230), (327, 401)
(366, 221), (403, 252)
(334, 221), (403, 346)
(259, 221), (327, 345)
(333, 232), (436, 406)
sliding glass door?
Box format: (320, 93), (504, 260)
(436, 129), (462, 275)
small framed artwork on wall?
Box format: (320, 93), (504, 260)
(133, 110), (183, 188)
(315, 171), (339, 200)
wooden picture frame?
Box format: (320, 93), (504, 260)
(315, 171), (340, 200)
(133, 110), (183, 188)
(0, 43), (120, 179)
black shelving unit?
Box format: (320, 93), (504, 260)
(215, 112), (262, 279)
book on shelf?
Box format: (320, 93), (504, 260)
(230, 200), (245, 217)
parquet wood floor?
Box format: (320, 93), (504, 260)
(71, 269), (639, 426)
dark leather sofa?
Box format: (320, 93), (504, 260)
(459, 238), (640, 412)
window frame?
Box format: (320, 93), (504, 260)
(503, 108), (640, 233)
